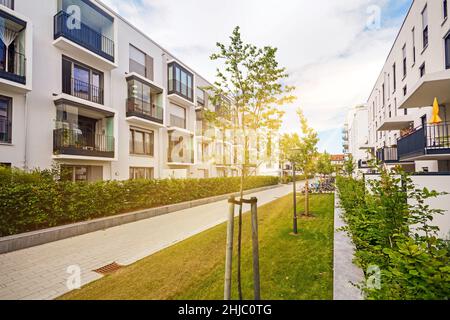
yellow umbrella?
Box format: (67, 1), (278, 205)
(429, 97), (442, 125)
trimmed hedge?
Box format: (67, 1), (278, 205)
(0, 167), (279, 237)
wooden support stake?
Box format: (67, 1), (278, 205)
(250, 197), (261, 300)
(224, 197), (235, 300)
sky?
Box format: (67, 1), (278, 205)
(103, 0), (413, 154)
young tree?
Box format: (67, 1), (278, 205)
(343, 154), (356, 176)
(316, 152), (334, 176)
(281, 109), (319, 216)
(206, 26), (295, 300)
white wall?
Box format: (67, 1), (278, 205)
(365, 174), (450, 239)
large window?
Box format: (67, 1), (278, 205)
(168, 62), (194, 102)
(446, 33), (450, 69)
(412, 28), (416, 64)
(422, 5), (429, 49)
(0, 96), (12, 144)
(62, 56), (104, 104)
(127, 78), (163, 122)
(129, 128), (154, 156)
(129, 45), (153, 80)
(130, 167), (154, 180)
(169, 103), (186, 129)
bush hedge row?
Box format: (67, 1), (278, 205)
(336, 173), (450, 300)
(0, 167), (279, 237)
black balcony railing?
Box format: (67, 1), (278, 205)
(126, 97), (163, 124)
(376, 147), (398, 163)
(63, 78), (104, 105)
(168, 79), (194, 102)
(0, 50), (26, 84)
(397, 122), (450, 160)
(54, 11), (115, 62)
(425, 122), (450, 152)
(53, 128), (114, 158)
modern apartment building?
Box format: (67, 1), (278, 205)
(0, 0), (279, 182)
(367, 0), (450, 173)
(342, 105), (372, 172)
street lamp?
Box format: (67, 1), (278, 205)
(290, 148), (302, 235)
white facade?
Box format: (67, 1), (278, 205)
(0, 0), (278, 181)
(343, 105), (371, 173)
(367, 0), (450, 173)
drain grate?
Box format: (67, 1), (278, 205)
(93, 262), (123, 275)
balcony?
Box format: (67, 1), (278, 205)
(0, 8), (31, 92)
(63, 77), (104, 105)
(53, 4), (116, 69)
(168, 61), (194, 105)
(53, 128), (114, 158)
(376, 147), (399, 164)
(168, 130), (194, 165)
(398, 122), (450, 161)
(127, 98), (163, 125)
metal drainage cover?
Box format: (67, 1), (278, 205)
(94, 262), (123, 275)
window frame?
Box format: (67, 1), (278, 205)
(422, 5), (429, 49)
(129, 127), (154, 156)
(129, 167), (154, 180)
(0, 95), (12, 144)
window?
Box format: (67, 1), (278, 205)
(422, 5), (429, 49)
(127, 78), (163, 122)
(382, 83), (385, 106)
(0, 163), (11, 168)
(168, 62), (194, 102)
(129, 128), (154, 156)
(402, 45), (407, 77)
(197, 87), (206, 107)
(60, 166), (103, 183)
(392, 63), (396, 92)
(444, 0), (448, 20)
(0, 96), (12, 144)
(62, 56), (104, 104)
(412, 28), (416, 64)
(419, 63), (426, 77)
(446, 32), (450, 69)
(129, 45), (154, 80)
(403, 85), (407, 96)
(0, 0), (14, 10)
(130, 167), (154, 180)
(169, 104), (186, 129)
(404, 108), (408, 116)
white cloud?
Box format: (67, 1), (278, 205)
(102, 0), (407, 150)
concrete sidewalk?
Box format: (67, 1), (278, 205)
(0, 184), (293, 300)
(333, 192), (365, 300)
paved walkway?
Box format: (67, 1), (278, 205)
(333, 192), (365, 300)
(0, 184), (294, 300)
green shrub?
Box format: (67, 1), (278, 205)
(336, 170), (450, 300)
(0, 167), (279, 237)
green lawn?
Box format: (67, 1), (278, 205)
(60, 194), (334, 300)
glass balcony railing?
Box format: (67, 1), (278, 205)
(0, 50), (26, 84)
(54, 11), (115, 62)
(170, 114), (186, 129)
(53, 128), (114, 158)
(127, 97), (163, 124)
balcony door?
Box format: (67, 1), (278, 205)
(62, 56), (104, 104)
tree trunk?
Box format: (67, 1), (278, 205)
(304, 176), (309, 216)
